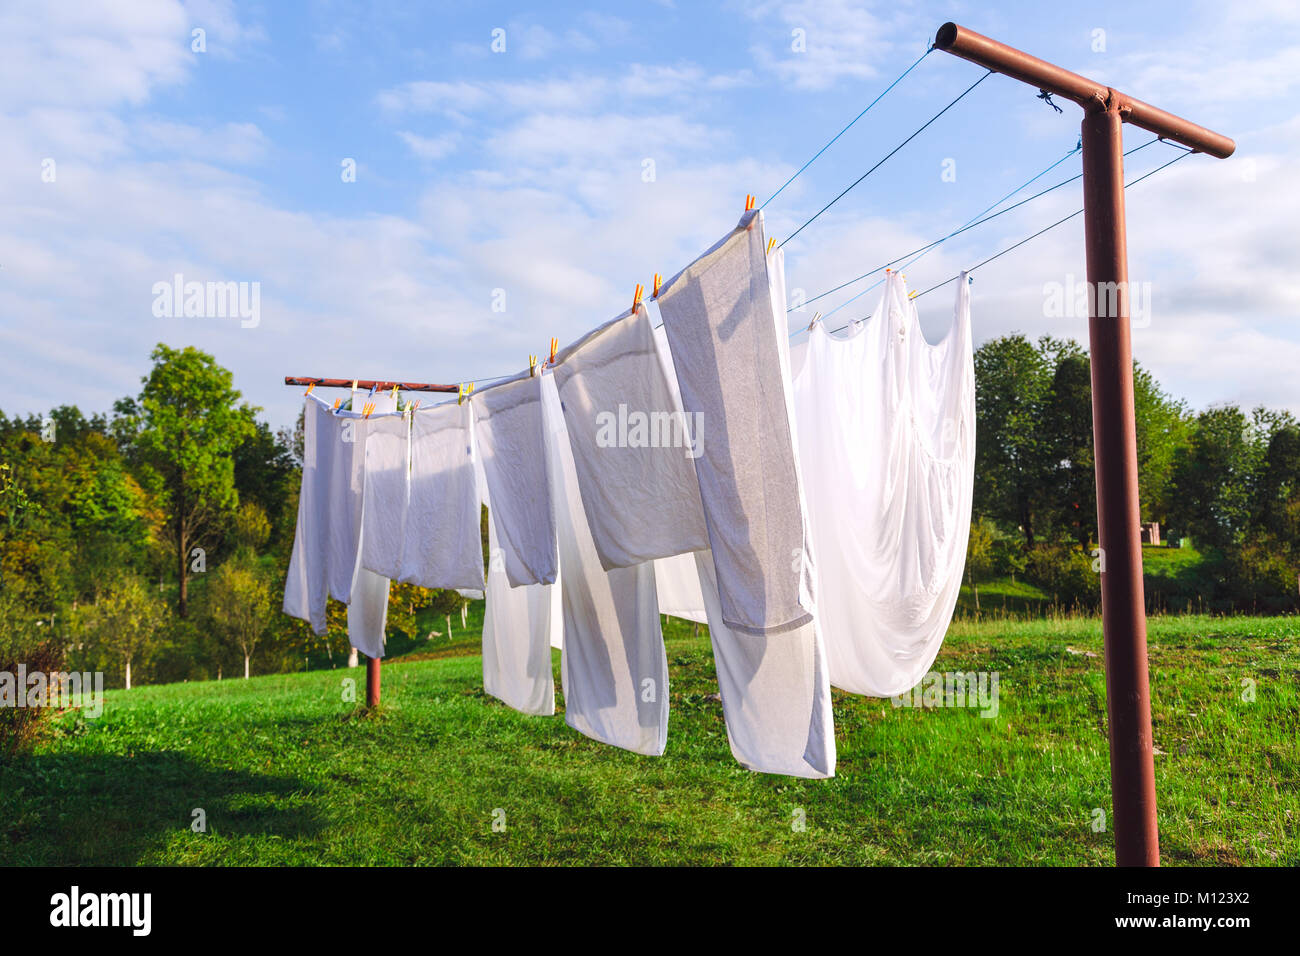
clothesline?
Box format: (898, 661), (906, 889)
(798, 135), (1176, 331)
(284, 52), (1200, 397)
(824, 146), (1196, 334)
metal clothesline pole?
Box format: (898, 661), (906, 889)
(933, 21), (1234, 867)
(285, 376), (459, 708)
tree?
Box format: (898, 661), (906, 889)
(1040, 350), (1095, 550)
(208, 557), (274, 678)
(117, 345), (256, 617)
(81, 574), (169, 690)
(1132, 363), (1191, 526)
(1169, 405), (1262, 551)
(973, 335), (1053, 548)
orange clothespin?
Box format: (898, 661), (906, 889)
(305, 382), (315, 397)
(548, 337), (558, 367)
(332, 398), (342, 411)
(806, 311), (822, 332)
(632, 283), (643, 312)
(766, 237), (777, 255)
(744, 194), (755, 211)
(652, 273), (662, 299)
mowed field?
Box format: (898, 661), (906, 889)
(2, 613), (1296, 866)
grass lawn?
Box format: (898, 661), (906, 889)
(2, 613), (1296, 866)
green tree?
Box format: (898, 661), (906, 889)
(80, 574), (169, 690)
(117, 345), (256, 617)
(973, 335), (1053, 548)
(208, 557), (274, 678)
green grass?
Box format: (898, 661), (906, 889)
(2, 613), (1296, 865)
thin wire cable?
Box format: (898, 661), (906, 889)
(779, 70), (994, 249)
(760, 47), (933, 211)
(825, 147), (1195, 333)
(800, 137), (1164, 319)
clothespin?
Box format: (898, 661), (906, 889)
(652, 273), (662, 299)
(766, 237), (777, 256)
(806, 311), (822, 332)
(458, 382), (475, 405)
(390, 383), (399, 402)
(304, 382), (315, 397)
(632, 283), (643, 312)
(332, 398), (342, 411)
(549, 337), (558, 367)
(908, 289), (920, 300)
(744, 194), (755, 211)
(528, 354), (538, 377)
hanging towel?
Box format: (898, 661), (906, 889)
(694, 549), (836, 778)
(474, 413), (559, 713)
(653, 551), (708, 625)
(401, 400), (484, 591)
(481, 516), (559, 715)
(550, 305), (709, 569)
(472, 371), (558, 587)
(359, 414), (409, 582)
(283, 396), (335, 634)
(345, 392), (399, 660)
(541, 372), (668, 756)
(656, 208), (813, 636)
(792, 271), (975, 697)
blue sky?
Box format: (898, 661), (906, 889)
(2, 0), (1297, 431)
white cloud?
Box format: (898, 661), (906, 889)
(396, 130), (460, 161)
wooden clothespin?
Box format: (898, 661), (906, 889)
(632, 282), (643, 312)
(806, 311), (822, 331)
(652, 273), (662, 299)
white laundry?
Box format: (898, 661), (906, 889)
(694, 550), (836, 778)
(359, 414), (409, 582)
(283, 396), (335, 635)
(653, 551), (708, 625)
(541, 372), (668, 756)
(401, 400), (484, 591)
(792, 271), (975, 697)
(481, 516), (560, 715)
(472, 371), (558, 587)
(344, 391), (398, 660)
(550, 305), (709, 570)
(656, 208), (813, 636)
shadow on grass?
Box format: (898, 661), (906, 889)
(0, 750), (322, 865)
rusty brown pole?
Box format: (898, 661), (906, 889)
(366, 655), (381, 708)
(934, 22), (1234, 867)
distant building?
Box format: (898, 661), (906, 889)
(1140, 522), (1161, 546)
